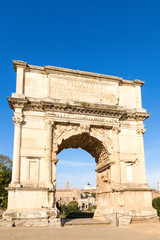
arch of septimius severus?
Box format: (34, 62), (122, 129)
(2, 60), (157, 226)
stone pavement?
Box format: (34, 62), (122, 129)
(0, 223), (160, 240)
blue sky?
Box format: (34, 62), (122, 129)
(0, 0), (160, 189)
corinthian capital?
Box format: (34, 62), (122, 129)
(112, 125), (120, 134)
(44, 118), (55, 129)
(12, 116), (23, 126)
(137, 128), (146, 136)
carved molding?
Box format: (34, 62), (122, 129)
(8, 97), (28, 109)
(95, 161), (113, 173)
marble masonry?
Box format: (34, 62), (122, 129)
(2, 60), (157, 226)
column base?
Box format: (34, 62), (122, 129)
(2, 208), (60, 227)
(9, 182), (22, 188)
(94, 185), (158, 225)
(4, 186), (60, 227)
(94, 207), (158, 225)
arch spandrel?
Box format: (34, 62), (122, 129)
(53, 123), (113, 152)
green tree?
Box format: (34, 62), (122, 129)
(61, 201), (79, 216)
(152, 197), (160, 216)
(88, 205), (97, 212)
(61, 204), (69, 215)
(84, 192), (90, 198)
(67, 201), (79, 212)
(0, 154), (12, 209)
(91, 193), (96, 198)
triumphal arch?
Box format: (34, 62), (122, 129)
(4, 60), (157, 226)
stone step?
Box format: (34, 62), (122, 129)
(62, 218), (109, 226)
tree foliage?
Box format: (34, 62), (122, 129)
(60, 201), (79, 216)
(152, 197), (160, 216)
(88, 205), (97, 212)
(91, 193), (96, 198)
(67, 201), (79, 212)
(0, 154), (12, 209)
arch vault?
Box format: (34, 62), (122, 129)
(3, 60), (157, 226)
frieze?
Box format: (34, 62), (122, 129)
(7, 97), (150, 121)
(54, 112), (117, 124)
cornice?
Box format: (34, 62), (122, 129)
(7, 97), (28, 109)
(7, 97), (150, 121)
(13, 60), (27, 71)
(12, 60), (144, 86)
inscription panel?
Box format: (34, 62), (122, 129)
(50, 76), (118, 105)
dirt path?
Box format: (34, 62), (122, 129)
(125, 222), (160, 239)
(0, 224), (159, 240)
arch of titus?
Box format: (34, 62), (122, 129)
(3, 60), (157, 226)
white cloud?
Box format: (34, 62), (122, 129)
(58, 160), (96, 167)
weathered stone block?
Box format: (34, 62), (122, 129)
(0, 219), (14, 227)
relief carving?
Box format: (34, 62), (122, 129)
(101, 168), (111, 183)
(53, 124), (78, 145)
(90, 127), (113, 153)
(79, 124), (90, 133)
(97, 168), (111, 187)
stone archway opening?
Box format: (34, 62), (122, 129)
(56, 147), (96, 218)
(54, 132), (110, 218)
(56, 133), (109, 164)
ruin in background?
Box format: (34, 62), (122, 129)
(56, 181), (96, 211)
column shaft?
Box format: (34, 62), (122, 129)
(52, 157), (59, 188)
(10, 116), (23, 186)
(45, 127), (52, 187)
(52, 163), (56, 187)
(44, 118), (54, 188)
(112, 126), (121, 183)
(137, 132), (147, 183)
